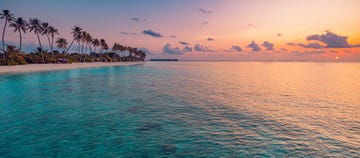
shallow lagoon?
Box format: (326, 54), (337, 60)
(1, 62), (359, 157)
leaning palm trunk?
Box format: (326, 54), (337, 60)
(36, 32), (45, 63)
(1, 17), (8, 59)
(65, 39), (75, 54)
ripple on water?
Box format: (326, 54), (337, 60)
(0, 62), (359, 157)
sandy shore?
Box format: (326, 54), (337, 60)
(0, 62), (144, 74)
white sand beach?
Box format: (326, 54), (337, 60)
(0, 62), (144, 74)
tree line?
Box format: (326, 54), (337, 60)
(0, 9), (146, 65)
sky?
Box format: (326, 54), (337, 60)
(1, 0), (360, 61)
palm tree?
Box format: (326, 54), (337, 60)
(85, 33), (92, 53)
(65, 26), (82, 53)
(9, 17), (27, 52)
(41, 22), (50, 50)
(80, 31), (87, 54)
(47, 26), (59, 59)
(92, 38), (100, 53)
(28, 18), (45, 63)
(100, 39), (108, 53)
(0, 9), (14, 59)
(56, 38), (67, 53)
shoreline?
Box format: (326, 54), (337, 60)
(0, 62), (144, 74)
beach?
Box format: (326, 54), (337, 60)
(0, 62), (144, 74)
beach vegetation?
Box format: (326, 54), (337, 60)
(0, 9), (146, 66)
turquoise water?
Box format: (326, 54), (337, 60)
(0, 62), (359, 157)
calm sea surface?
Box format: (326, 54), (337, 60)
(0, 62), (359, 157)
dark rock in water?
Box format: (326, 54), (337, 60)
(138, 123), (162, 131)
(162, 144), (177, 155)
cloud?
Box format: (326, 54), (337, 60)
(143, 30), (162, 38)
(199, 8), (212, 14)
(131, 17), (145, 22)
(194, 44), (215, 52)
(170, 35), (176, 38)
(183, 46), (193, 52)
(231, 45), (242, 52)
(163, 43), (183, 55)
(201, 21), (208, 26)
(299, 43), (323, 49)
(138, 47), (153, 55)
(179, 41), (190, 45)
(207, 37), (215, 41)
(287, 42), (324, 49)
(263, 41), (274, 51)
(306, 31), (359, 48)
(247, 41), (261, 52)
(291, 50), (325, 56)
(276, 33), (282, 36)
(121, 32), (136, 35)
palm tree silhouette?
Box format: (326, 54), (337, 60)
(41, 22), (58, 56)
(80, 31), (87, 54)
(48, 26), (59, 53)
(56, 38), (67, 53)
(28, 18), (45, 63)
(65, 26), (82, 54)
(92, 38), (100, 53)
(9, 17), (27, 52)
(41, 22), (50, 50)
(85, 32), (92, 54)
(0, 9), (14, 59)
(100, 39), (108, 53)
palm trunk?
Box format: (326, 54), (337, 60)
(81, 42), (85, 62)
(65, 39), (75, 54)
(51, 35), (54, 60)
(85, 43), (88, 54)
(19, 30), (22, 52)
(51, 35), (54, 52)
(81, 41), (85, 54)
(2, 18), (8, 59)
(46, 34), (51, 51)
(36, 32), (45, 63)
(46, 34), (54, 61)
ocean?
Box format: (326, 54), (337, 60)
(0, 62), (359, 157)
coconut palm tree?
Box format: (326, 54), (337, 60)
(0, 9), (14, 59)
(100, 39), (108, 53)
(41, 22), (50, 50)
(56, 38), (67, 53)
(65, 26), (82, 53)
(92, 38), (100, 53)
(80, 31), (87, 54)
(28, 18), (45, 63)
(85, 33), (92, 53)
(9, 17), (27, 52)
(48, 26), (59, 52)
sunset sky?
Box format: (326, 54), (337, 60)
(1, 0), (360, 61)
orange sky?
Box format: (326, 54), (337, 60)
(2, 0), (360, 61)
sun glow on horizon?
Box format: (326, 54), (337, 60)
(1, 0), (360, 61)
